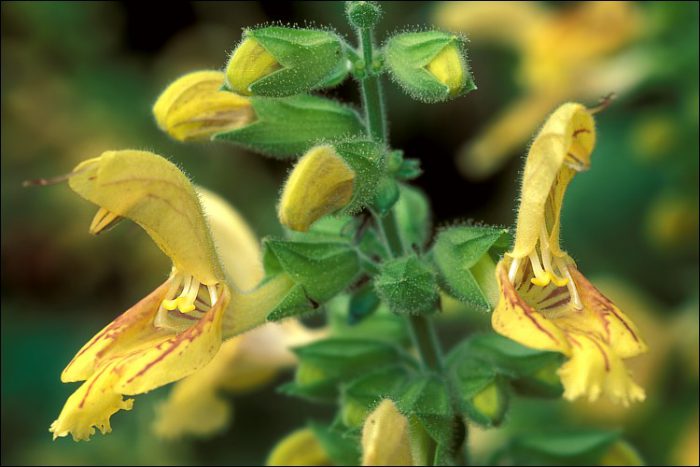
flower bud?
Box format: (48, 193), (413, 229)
(362, 400), (414, 466)
(466, 381), (508, 427)
(346, 1), (382, 29)
(225, 38), (281, 96)
(278, 145), (355, 232)
(153, 70), (254, 142)
(386, 31), (475, 103)
(426, 42), (466, 97)
(225, 27), (344, 97)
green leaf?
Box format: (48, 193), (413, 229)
(245, 27), (344, 96)
(375, 254), (439, 315)
(385, 31), (475, 103)
(348, 283), (381, 324)
(327, 295), (409, 344)
(309, 422), (361, 466)
(214, 95), (364, 158)
(341, 365), (413, 428)
(501, 430), (624, 466)
(286, 338), (410, 403)
(263, 238), (360, 320)
(396, 375), (453, 445)
(432, 224), (510, 310)
(447, 334), (564, 399)
(394, 184), (431, 250)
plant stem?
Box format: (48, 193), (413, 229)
(352, 11), (463, 465)
(357, 27), (387, 142)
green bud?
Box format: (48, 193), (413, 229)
(385, 31), (475, 103)
(263, 239), (360, 320)
(464, 380), (508, 427)
(345, 1), (382, 29)
(375, 255), (439, 315)
(371, 176), (400, 216)
(225, 27), (344, 97)
(432, 225), (510, 310)
(214, 94), (364, 158)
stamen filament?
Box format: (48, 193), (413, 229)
(556, 257), (582, 310)
(539, 225), (569, 287)
(529, 250), (550, 287)
(508, 257), (521, 284)
(207, 285), (219, 307)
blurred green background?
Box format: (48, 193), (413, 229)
(1, 1), (697, 465)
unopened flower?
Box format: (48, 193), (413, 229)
(278, 145), (355, 232)
(361, 399), (414, 466)
(50, 150), (294, 441)
(491, 103), (647, 405)
(153, 70), (254, 142)
(267, 428), (332, 466)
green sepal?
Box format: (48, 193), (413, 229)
(263, 238), (360, 320)
(214, 95), (364, 158)
(309, 422), (361, 466)
(395, 184), (431, 250)
(242, 27), (344, 96)
(371, 176), (400, 216)
(285, 215), (357, 243)
(375, 254), (439, 315)
(334, 139), (384, 214)
(285, 337), (409, 402)
(431, 224), (510, 310)
(341, 365), (413, 428)
(396, 375), (453, 445)
(385, 31), (475, 103)
(385, 150), (422, 180)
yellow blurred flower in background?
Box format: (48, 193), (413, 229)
(435, 1), (650, 179)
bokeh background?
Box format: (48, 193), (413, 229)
(1, 1), (698, 465)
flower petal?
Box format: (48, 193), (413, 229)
(61, 280), (172, 383)
(116, 285), (231, 395)
(558, 330), (645, 406)
(50, 360), (134, 441)
(69, 150), (224, 285)
(492, 260), (571, 354)
(570, 268), (647, 359)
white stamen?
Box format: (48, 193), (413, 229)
(207, 285), (219, 307)
(556, 257), (582, 310)
(508, 257), (521, 284)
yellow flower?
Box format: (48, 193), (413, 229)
(425, 42), (468, 97)
(153, 70), (254, 142)
(267, 428), (331, 466)
(50, 150), (294, 441)
(361, 400), (414, 466)
(491, 103), (648, 405)
(278, 145), (355, 232)
(153, 188), (326, 438)
(434, 1), (647, 179)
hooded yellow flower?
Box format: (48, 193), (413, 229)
(434, 1), (647, 179)
(153, 188), (326, 438)
(491, 103), (648, 406)
(50, 150), (294, 441)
